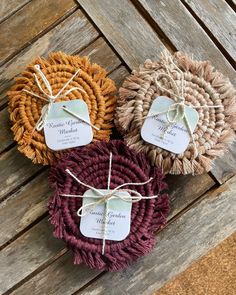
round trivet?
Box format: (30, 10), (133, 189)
(8, 52), (116, 165)
(48, 140), (169, 271)
(115, 51), (236, 175)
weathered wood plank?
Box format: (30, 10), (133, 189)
(79, 175), (236, 295)
(109, 65), (129, 89)
(0, 146), (41, 201)
(166, 173), (215, 219)
(137, 0), (236, 85)
(184, 0), (236, 62)
(0, 170), (50, 248)
(10, 252), (101, 295)
(211, 141), (236, 184)
(0, 0), (31, 23)
(0, 9), (99, 106)
(0, 0), (76, 66)
(0, 218), (64, 294)
(80, 37), (121, 73)
(0, 107), (13, 153)
(77, 0), (166, 69)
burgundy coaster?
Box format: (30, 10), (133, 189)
(48, 140), (169, 271)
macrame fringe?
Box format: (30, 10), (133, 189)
(8, 51), (117, 165)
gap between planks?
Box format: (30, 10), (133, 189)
(0, 0), (32, 25)
(180, 0), (236, 69)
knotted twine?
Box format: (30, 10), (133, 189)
(8, 52), (116, 165)
(116, 51), (236, 175)
(48, 140), (169, 271)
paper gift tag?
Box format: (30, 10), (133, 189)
(80, 189), (132, 241)
(141, 96), (199, 154)
(44, 99), (93, 151)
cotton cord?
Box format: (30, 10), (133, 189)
(62, 106), (100, 131)
(48, 140), (170, 271)
(8, 51), (117, 165)
(116, 51), (236, 175)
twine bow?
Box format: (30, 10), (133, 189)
(23, 65), (86, 131)
(145, 52), (222, 152)
(61, 153), (159, 254)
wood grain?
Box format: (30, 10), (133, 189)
(0, 9), (99, 106)
(79, 37), (121, 73)
(0, 0), (76, 66)
(0, 218), (64, 294)
(77, 0), (166, 69)
(109, 65), (129, 89)
(0, 170), (50, 248)
(211, 141), (236, 184)
(166, 173), (215, 220)
(137, 0), (236, 85)
(184, 0), (236, 62)
(0, 146), (41, 201)
(10, 252), (101, 295)
(79, 175), (236, 295)
(0, 107), (13, 153)
(0, 0), (31, 23)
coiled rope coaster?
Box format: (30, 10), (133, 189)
(116, 51), (236, 175)
(8, 52), (116, 165)
(48, 140), (169, 271)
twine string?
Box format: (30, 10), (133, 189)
(60, 152), (159, 255)
(23, 65), (87, 131)
(61, 106), (100, 131)
(145, 52), (222, 153)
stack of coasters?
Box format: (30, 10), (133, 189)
(48, 140), (169, 271)
(8, 52), (116, 165)
(116, 51), (236, 175)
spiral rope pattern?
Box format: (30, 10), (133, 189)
(8, 52), (116, 165)
(116, 51), (236, 174)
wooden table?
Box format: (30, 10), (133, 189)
(0, 1), (235, 294)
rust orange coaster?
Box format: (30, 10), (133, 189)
(8, 52), (116, 165)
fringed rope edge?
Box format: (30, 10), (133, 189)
(8, 52), (117, 165)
